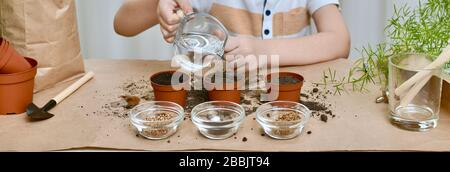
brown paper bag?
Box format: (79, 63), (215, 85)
(0, 0), (85, 92)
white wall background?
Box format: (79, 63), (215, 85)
(75, 0), (420, 60)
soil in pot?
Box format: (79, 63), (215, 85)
(279, 76), (302, 84)
(205, 73), (241, 103)
(150, 71), (189, 107)
(266, 72), (304, 102)
(0, 57), (38, 115)
(152, 72), (185, 85)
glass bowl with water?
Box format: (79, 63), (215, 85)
(173, 12), (228, 72)
(130, 101), (184, 140)
(191, 101), (245, 140)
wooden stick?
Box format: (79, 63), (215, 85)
(53, 72), (95, 104)
(399, 74), (432, 107)
(394, 44), (450, 96)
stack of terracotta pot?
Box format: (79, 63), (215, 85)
(0, 38), (38, 115)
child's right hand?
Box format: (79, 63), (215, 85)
(157, 0), (193, 43)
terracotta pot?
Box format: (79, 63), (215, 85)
(266, 72), (304, 102)
(0, 38), (6, 54)
(150, 70), (190, 107)
(0, 39), (10, 69)
(0, 38), (32, 74)
(206, 83), (241, 104)
(0, 57), (38, 115)
(442, 81), (450, 112)
(203, 73), (241, 104)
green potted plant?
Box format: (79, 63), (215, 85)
(318, 0), (450, 109)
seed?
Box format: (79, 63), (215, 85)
(144, 112), (176, 122)
(272, 128), (296, 136)
(275, 112), (301, 122)
(141, 128), (170, 138)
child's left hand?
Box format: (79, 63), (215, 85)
(224, 36), (255, 57)
(224, 36), (269, 72)
(224, 36), (253, 71)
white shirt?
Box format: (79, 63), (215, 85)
(189, 0), (340, 39)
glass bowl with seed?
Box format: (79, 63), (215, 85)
(130, 101), (184, 140)
(256, 101), (311, 140)
(191, 101), (245, 140)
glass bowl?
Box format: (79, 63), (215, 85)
(256, 101), (311, 140)
(130, 101), (184, 140)
(191, 101), (245, 140)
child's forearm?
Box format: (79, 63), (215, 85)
(225, 5), (350, 66)
(253, 31), (350, 66)
(114, 0), (159, 37)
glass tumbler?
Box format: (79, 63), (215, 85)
(388, 53), (442, 131)
(173, 12), (229, 72)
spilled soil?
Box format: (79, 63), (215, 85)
(300, 85), (335, 123)
(85, 75), (336, 141)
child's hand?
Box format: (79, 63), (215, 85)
(157, 0), (193, 43)
(224, 36), (255, 57)
(224, 36), (262, 72)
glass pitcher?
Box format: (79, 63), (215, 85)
(173, 12), (229, 72)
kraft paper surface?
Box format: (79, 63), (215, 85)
(1, 59), (449, 152)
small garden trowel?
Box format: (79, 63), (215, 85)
(27, 72), (95, 121)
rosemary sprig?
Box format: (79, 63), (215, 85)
(318, 0), (450, 94)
